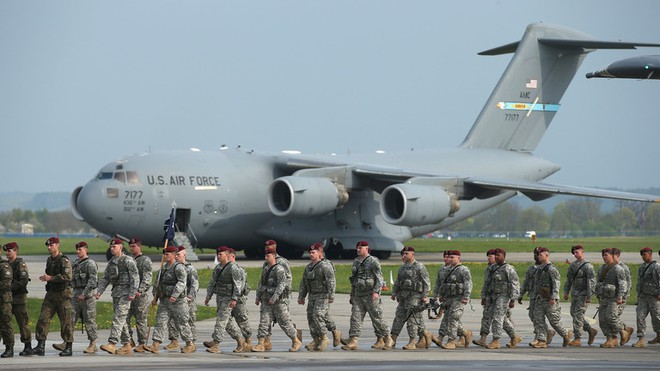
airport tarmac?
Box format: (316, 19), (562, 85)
(3, 252), (659, 370)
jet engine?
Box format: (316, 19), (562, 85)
(268, 176), (349, 217)
(380, 184), (458, 226)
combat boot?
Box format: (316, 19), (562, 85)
(289, 334), (302, 352)
(568, 338), (582, 347)
(331, 329), (341, 347)
(632, 337), (646, 348)
(600, 336), (616, 348)
(421, 331), (433, 349)
(181, 341), (196, 353)
(164, 338), (179, 351)
(402, 337), (417, 350)
(528, 339), (539, 347)
(547, 329), (556, 344)
(144, 341), (161, 354)
(233, 337), (245, 353)
(432, 334), (444, 348)
(305, 337), (319, 351)
(251, 338), (266, 352)
(485, 338), (500, 349)
(507, 334), (522, 348)
(33, 340), (46, 356)
(243, 337), (253, 352)
(531, 340), (547, 349)
(620, 327), (632, 346)
(206, 340), (220, 353)
(297, 328), (303, 341)
(100, 342), (116, 354)
(390, 334), (398, 348)
(83, 340), (97, 354)
(371, 337), (385, 349)
(59, 342), (72, 357)
(264, 336), (272, 351)
(53, 342), (66, 351)
(473, 333), (487, 347)
(415, 334), (427, 349)
(19, 342), (33, 356)
(316, 335), (329, 351)
(383, 335), (395, 350)
(588, 328), (598, 345)
(341, 336), (359, 350)
(649, 334), (660, 344)
(441, 339), (456, 349)
(134, 343), (146, 353)
(1, 345), (13, 358)
(462, 329), (473, 348)
(563, 331), (573, 347)
(115, 343), (133, 355)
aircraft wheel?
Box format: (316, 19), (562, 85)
(324, 240), (342, 260)
(340, 248), (358, 260)
(243, 248), (263, 259)
(280, 249), (304, 260)
(372, 250), (392, 260)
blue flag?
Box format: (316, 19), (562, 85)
(163, 208), (175, 243)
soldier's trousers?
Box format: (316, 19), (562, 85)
(72, 295), (98, 341)
(489, 295), (516, 338)
(108, 296), (132, 344)
(211, 297), (239, 343)
(11, 296), (31, 343)
(0, 301), (13, 347)
(257, 299), (296, 339)
(306, 295), (332, 338)
(153, 298), (193, 343)
(168, 299), (197, 341)
(123, 293), (149, 344)
(569, 295), (592, 339)
(391, 295), (425, 338)
(533, 298), (568, 341)
(226, 297), (252, 340)
(636, 294), (660, 337)
(438, 298), (465, 340)
(348, 294), (390, 338)
(35, 291), (73, 342)
(599, 299), (624, 337)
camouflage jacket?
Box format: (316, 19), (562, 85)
(298, 258), (336, 301)
(45, 253), (72, 293)
(595, 263), (626, 300)
(519, 264), (537, 299)
(257, 263), (288, 303)
(392, 260), (430, 299)
(433, 264), (450, 298)
(0, 257), (12, 303)
(155, 262), (187, 299)
(349, 255), (384, 297)
(563, 259), (596, 298)
(619, 262), (632, 299)
(637, 260), (660, 297)
(72, 257), (98, 297)
(262, 255), (292, 296)
(435, 264), (472, 301)
(134, 254), (153, 295)
(9, 257), (29, 301)
(206, 261), (242, 301)
(483, 262), (520, 300)
(533, 262), (561, 300)
(98, 254), (139, 298)
(184, 262), (199, 300)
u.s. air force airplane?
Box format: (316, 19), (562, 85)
(71, 23), (660, 260)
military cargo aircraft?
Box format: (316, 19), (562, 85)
(586, 55), (659, 79)
(71, 23), (660, 260)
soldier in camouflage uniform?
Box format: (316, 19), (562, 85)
(144, 245), (196, 354)
(34, 237), (74, 357)
(70, 242), (98, 354)
(252, 246), (302, 352)
(260, 239), (294, 351)
(164, 246), (199, 351)
(341, 241), (392, 351)
(124, 238), (152, 352)
(530, 247), (571, 348)
(595, 248), (628, 347)
(474, 249), (496, 346)
(632, 247), (660, 347)
(563, 245), (597, 346)
(96, 239), (139, 355)
(297, 243), (336, 351)
(431, 250), (473, 349)
(0, 244), (14, 358)
(518, 247), (555, 347)
(612, 248), (635, 345)
(390, 246), (431, 350)
(225, 248), (253, 352)
(481, 248), (520, 349)
(203, 246), (242, 353)
(318, 246), (342, 348)
(3, 242), (33, 356)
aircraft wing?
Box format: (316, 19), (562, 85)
(465, 177), (660, 203)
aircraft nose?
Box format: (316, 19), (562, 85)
(71, 183), (105, 224)
(71, 186), (85, 221)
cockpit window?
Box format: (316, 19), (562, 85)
(114, 172), (126, 183)
(97, 172), (113, 180)
(126, 171), (140, 185)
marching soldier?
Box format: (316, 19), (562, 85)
(474, 249), (496, 347)
(612, 248), (635, 345)
(225, 248), (253, 352)
(519, 247), (555, 347)
(144, 245), (196, 354)
(34, 237), (74, 357)
(297, 243), (337, 351)
(260, 239), (294, 351)
(390, 246), (431, 350)
(563, 245), (597, 346)
(632, 247), (660, 347)
(3, 242), (33, 356)
(164, 246), (199, 351)
(70, 242), (99, 354)
(595, 248), (628, 347)
(124, 238), (152, 352)
(0, 244), (14, 358)
(96, 239), (139, 355)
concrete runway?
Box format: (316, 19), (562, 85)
(3, 253), (659, 370)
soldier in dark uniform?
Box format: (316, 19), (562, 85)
(4, 242), (33, 356)
(0, 244), (14, 358)
(34, 237), (74, 357)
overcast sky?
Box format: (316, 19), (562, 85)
(2, 0), (659, 194)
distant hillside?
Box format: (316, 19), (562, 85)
(0, 192), (70, 211)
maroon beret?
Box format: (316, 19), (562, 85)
(2, 242), (18, 251)
(356, 240), (369, 248)
(75, 241), (88, 249)
(109, 238), (123, 246)
(536, 247), (549, 253)
(448, 250), (461, 257)
(494, 248), (506, 256)
(640, 247), (653, 254)
(601, 248), (613, 256)
(309, 243), (323, 252)
(486, 249), (497, 256)
(401, 246), (415, 254)
(129, 237), (141, 245)
(163, 245), (178, 254)
(571, 245), (583, 254)
(217, 245), (231, 253)
(611, 248), (621, 256)
(176, 246), (185, 252)
(265, 239), (277, 246)
(45, 237), (59, 246)
(264, 246), (277, 255)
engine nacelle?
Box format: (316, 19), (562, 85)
(268, 176), (349, 217)
(380, 183), (458, 226)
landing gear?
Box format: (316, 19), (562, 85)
(243, 248), (264, 260)
(371, 250), (392, 260)
(280, 249), (304, 259)
(324, 239), (343, 260)
(339, 248), (358, 260)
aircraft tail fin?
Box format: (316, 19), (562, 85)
(460, 23), (660, 152)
